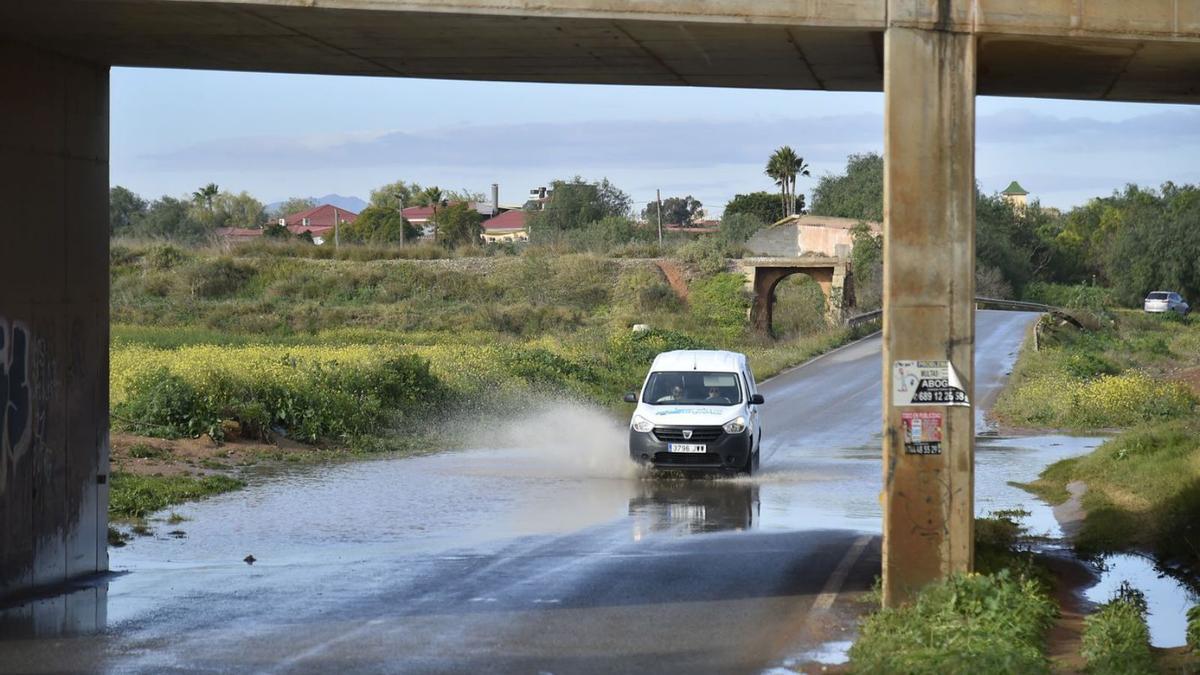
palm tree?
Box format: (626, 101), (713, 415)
(192, 183), (219, 214)
(419, 186), (445, 241)
(765, 153), (788, 220)
(766, 147), (811, 217)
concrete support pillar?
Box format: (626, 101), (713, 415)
(0, 42), (109, 598)
(880, 26), (976, 607)
(827, 262), (851, 325)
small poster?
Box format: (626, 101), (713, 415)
(892, 360), (970, 407)
(902, 411), (943, 455)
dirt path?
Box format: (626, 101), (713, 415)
(111, 431), (323, 478)
(654, 259), (690, 302)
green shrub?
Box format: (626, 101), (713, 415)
(144, 244), (190, 271)
(689, 273), (750, 339)
(848, 570), (1056, 674)
(1023, 282), (1114, 312)
(113, 347), (445, 443)
(674, 236), (733, 276)
(1080, 584), (1154, 674)
(183, 258), (256, 299)
(995, 370), (1194, 429)
(1187, 604), (1200, 650)
(613, 267), (679, 317)
(1063, 352), (1121, 380)
(605, 328), (711, 368)
(497, 346), (597, 386)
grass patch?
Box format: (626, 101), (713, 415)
(109, 472), (245, 519)
(1080, 583), (1155, 674)
(848, 570), (1056, 674)
(127, 443), (169, 459)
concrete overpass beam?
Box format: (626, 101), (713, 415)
(0, 42), (109, 598)
(880, 24), (976, 607)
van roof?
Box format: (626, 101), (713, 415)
(649, 350), (748, 373)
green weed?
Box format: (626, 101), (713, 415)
(848, 570), (1056, 674)
(1080, 583), (1155, 674)
(109, 472), (245, 519)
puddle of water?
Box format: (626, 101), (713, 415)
(1084, 553), (1197, 648)
(797, 639), (853, 665)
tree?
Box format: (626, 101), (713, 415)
(765, 146), (810, 217)
(810, 153), (884, 222)
(417, 186), (446, 239)
(643, 195), (703, 227)
(527, 177), (632, 240)
(434, 202), (483, 248)
(724, 191), (801, 225)
(192, 183), (220, 222)
(341, 205), (418, 244)
(719, 212), (766, 244)
(368, 180), (423, 212)
(1100, 183), (1200, 305)
(269, 197), (317, 220)
(137, 196), (209, 242)
(110, 185), (147, 236)
(212, 191), (266, 229)
(850, 222), (883, 310)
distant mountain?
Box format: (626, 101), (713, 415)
(267, 194), (368, 215)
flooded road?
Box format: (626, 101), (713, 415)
(7, 310), (1179, 673)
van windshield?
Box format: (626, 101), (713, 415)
(643, 371), (743, 405)
(1147, 292), (1169, 300)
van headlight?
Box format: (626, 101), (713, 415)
(632, 415), (654, 433)
(723, 416), (747, 434)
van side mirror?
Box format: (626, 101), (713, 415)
(623, 392), (638, 403)
(750, 394), (765, 405)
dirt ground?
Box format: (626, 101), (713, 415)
(110, 431), (325, 478)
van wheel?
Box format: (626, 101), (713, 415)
(740, 444), (757, 476)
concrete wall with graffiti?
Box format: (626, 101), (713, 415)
(0, 42), (110, 598)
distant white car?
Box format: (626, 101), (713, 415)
(1144, 291), (1190, 315)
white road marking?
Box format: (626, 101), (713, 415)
(811, 535), (872, 612)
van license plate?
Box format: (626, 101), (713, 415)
(668, 443), (706, 454)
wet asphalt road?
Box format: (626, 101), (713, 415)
(1, 311), (1043, 674)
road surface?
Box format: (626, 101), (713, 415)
(1, 311), (1051, 674)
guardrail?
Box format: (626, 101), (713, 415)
(973, 297), (1054, 312)
(844, 298), (1056, 330)
(846, 309), (882, 329)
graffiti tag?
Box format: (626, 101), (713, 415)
(1, 318), (32, 488)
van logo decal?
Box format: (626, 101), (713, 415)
(682, 430), (693, 440)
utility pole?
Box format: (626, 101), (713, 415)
(333, 206), (340, 249)
(396, 193), (405, 247)
(656, 189), (663, 247)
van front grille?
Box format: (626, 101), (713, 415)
(653, 426), (723, 443)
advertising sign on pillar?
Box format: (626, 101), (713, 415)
(891, 360), (970, 406)
(901, 411), (943, 455)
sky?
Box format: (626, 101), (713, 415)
(111, 67), (1200, 216)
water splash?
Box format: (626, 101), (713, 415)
(458, 398), (639, 479)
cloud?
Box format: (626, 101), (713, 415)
(127, 107), (1200, 210)
(141, 114), (884, 172)
(977, 108), (1200, 149)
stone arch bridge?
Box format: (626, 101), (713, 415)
(736, 257), (854, 336)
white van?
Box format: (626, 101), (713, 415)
(623, 350), (764, 474)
